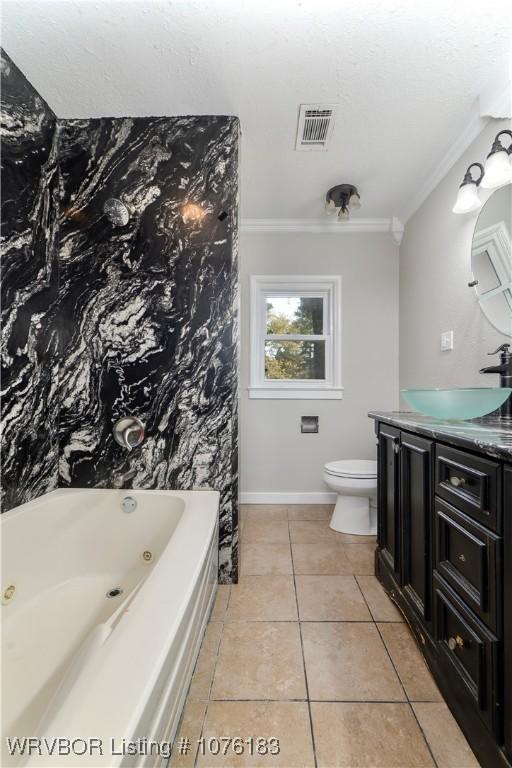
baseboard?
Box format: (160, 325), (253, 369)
(240, 492), (337, 505)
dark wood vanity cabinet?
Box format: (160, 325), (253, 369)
(505, 466), (512, 760)
(374, 417), (511, 768)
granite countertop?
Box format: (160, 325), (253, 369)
(369, 410), (512, 461)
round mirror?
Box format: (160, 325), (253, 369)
(471, 185), (512, 335)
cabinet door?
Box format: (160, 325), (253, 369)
(378, 424), (401, 580)
(400, 433), (433, 624)
(505, 466), (512, 759)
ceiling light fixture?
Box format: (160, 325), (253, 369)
(325, 184), (361, 221)
(481, 129), (512, 189)
(452, 163), (484, 214)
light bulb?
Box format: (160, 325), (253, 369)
(481, 149), (512, 189)
(337, 207), (350, 221)
(325, 199), (336, 214)
(181, 202), (206, 223)
(348, 193), (361, 210)
(452, 182), (482, 214)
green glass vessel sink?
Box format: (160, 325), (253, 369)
(400, 388), (512, 421)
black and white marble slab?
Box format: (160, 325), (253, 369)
(57, 116), (240, 582)
(369, 410), (512, 461)
(1, 51), (240, 581)
(0, 49), (60, 511)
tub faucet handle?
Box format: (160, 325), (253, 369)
(113, 417), (145, 451)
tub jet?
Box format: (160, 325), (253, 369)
(106, 587), (123, 599)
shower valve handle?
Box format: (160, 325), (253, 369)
(113, 417), (145, 451)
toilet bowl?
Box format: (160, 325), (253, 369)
(323, 459), (377, 536)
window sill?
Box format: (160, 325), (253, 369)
(248, 386), (344, 400)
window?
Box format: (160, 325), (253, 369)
(249, 275), (342, 399)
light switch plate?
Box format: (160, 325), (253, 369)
(441, 330), (454, 351)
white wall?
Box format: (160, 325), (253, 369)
(400, 119), (511, 393)
(239, 232), (399, 499)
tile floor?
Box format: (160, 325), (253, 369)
(171, 505), (479, 768)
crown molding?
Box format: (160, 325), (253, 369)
(398, 109), (490, 225)
(390, 216), (404, 245)
(240, 217), (391, 234)
(479, 71), (512, 119)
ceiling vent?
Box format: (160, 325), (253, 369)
(295, 104), (337, 151)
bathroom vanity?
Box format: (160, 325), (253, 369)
(370, 411), (512, 768)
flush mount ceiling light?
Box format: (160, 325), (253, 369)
(325, 184), (361, 221)
(452, 163), (484, 214)
(481, 129), (512, 189)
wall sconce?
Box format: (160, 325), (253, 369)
(325, 184), (361, 221)
(452, 163), (484, 214)
(481, 129), (512, 189)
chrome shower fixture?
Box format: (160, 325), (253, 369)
(103, 197), (130, 226)
(113, 416), (145, 451)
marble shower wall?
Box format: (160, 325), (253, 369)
(57, 116), (239, 582)
(0, 50), (60, 511)
(1, 53), (240, 581)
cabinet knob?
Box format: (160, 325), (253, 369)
(449, 476), (465, 488)
(458, 553), (466, 563)
(448, 635), (465, 651)
(393, 442), (400, 454)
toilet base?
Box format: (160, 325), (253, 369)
(330, 494), (377, 536)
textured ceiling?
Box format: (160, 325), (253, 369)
(2, 0), (510, 220)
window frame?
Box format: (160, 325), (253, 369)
(249, 275), (343, 399)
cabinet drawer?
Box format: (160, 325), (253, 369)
(435, 444), (501, 532)
(434, 498), (501, 633)
(434, 574), (500, 736)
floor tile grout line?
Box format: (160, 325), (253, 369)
(349, 569), (440, 765)
(170, 589), (222, 768)
(373, 620), (439, 768)
(221, 618), (403, 623)
(354, 574), (401, 624)
(192, 700), (209, 768)
(353, 575), (408, 707)
(287, 511), (319, 768)
(407, 701), (440, 768)
(353, 570), (440, 766)
(191, 586), (231, 768)
(193, 612), (227, 768)
(354, 574), (378, 622)
(189, 510), (443, 766)
(207, 697), (442, 703)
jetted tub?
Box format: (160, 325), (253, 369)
(1, 488), (219, 767)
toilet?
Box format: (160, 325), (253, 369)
(323, 459), (378, 536)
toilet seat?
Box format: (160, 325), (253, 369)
(324, 459), (377, 479)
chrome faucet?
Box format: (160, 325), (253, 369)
(113, 417), (145, 451)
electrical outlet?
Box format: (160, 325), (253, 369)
(441, 331), (454, 351)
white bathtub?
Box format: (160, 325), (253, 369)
(1, 488), (219, 767)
